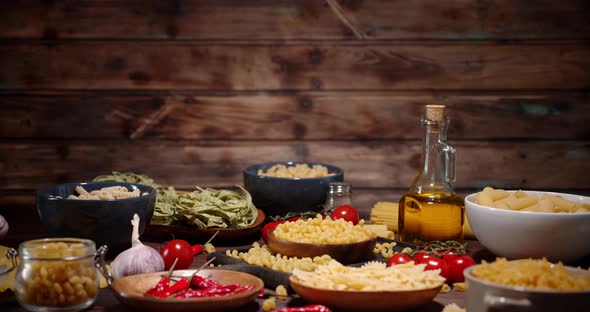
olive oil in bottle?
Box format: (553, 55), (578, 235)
(398, 105), (464, 245)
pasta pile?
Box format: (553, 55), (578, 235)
(292, 260), (445, 291)
(67, 185), (141, 200)
(476, 187), (589, 213)
(175, 186), (258, 229)
(257, 164), (334, 178)
(93, 172), (178, 224)
(225, 242), (333, 273)
(369, 201), (399, 232)
(93, 172), (258, 228)
(273, 215), (374, 244)
(472, 258), (590, 291)
(372, 241), (413, 259)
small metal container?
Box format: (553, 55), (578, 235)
(6, 238), (108, 312)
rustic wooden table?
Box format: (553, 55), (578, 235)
(3, 241), (493, 312)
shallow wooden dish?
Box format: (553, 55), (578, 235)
(266, 231), (377, 264)
(144, 209), (265, 245)
(290, 275), (442, 311)
(111, 269), (263, 312)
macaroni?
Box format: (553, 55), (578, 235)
(225, 242), (333, 273)
(16, 242), (98, 307)
(472, 258), (590, 291)
(273, 215), (374, 244)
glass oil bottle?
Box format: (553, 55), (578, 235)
(398, 105), (464, 245)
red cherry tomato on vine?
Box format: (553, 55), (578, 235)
(421, 257), (451, 282)
(262, 221), (284, 243)
(442, 254), (476, 283)
(160, 239), (194, 270)
(413, 251), (434, 264)
(387, 254), (413, 267)
(330, 205), (359, 225)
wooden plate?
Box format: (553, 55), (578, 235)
(143, 209), (265, 245)
(266, 231), (377, 264)
(111, 269), (264, 312)
(290, 275), (442, 311)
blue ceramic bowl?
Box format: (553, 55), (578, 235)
(36, 181), (156, 256)
(243, 162), (344, 218)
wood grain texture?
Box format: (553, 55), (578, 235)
(1, 141), (588, 190)
(1, 42), (589, 90)
(1, 92), (588, 140)
(0, 0), (588, 40)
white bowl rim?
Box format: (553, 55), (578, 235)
(465, 190), (590, 216)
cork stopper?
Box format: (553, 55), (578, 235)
(425, 105), (445, 122)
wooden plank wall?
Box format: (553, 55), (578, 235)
(0, 1), (589, 239)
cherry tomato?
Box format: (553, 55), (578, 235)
(421, 257), (450, 282)
(442, 254), (476, 283)
(160, 239), (194, 270)
(387, 254), (412, 267)
(413, 251), (434, 264)
(288, 216), (301, 222)
(261, 221), (284, 243)
(330, 205), (359, 225)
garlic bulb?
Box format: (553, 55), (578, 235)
(0, 215), (8, 239)
(111, 214), (164, 279)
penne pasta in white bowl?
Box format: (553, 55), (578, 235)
(465, 189), (590, 263)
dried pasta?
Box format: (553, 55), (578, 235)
(372, 242), (398, 259)
(476, 187), (590, 213)
(369, 202), (399, 232)
(292, 260), (445, 291)
(273, 215), (374, 244)
(225, 242), (333, 273)
(257, 163), (334, 178)
(472, 258), (590, 291)
(67, 185), (142, 200)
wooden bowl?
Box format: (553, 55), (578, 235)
(266, 231), (377, 264)
(144, 209), (265, 245)
(111, 269), (263, 312)
(289, 275), (442, 311)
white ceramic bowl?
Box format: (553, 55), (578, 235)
(465, 190), (590, 263)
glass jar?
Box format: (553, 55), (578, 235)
(324, 182), (353, 212)
(13, 238), (107, 312)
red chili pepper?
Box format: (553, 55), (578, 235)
(191, 230), (219, 256)
(145, 276), (170, 296)
(191, 275), (223, 289)
(174, 288), (210, 298)
(272, 305), (332, 312)
(151, 277), (191, 298)
(192, 244), (203, 255)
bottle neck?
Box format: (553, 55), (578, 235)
(410, 116), (456, 195)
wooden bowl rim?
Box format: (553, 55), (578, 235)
(111, 269), (264, 303)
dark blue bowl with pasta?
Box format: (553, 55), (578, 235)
(243, 162), (344, 218)
(36, 181), (156, 256)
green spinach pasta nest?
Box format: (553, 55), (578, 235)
(176, 186), (258, 229)
(93, 172), (258, 228)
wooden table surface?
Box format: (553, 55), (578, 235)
(4, 240), (498, 312)
(3, 234), (589, 312)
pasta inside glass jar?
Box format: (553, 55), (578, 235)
(14, 238), (101, 312)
